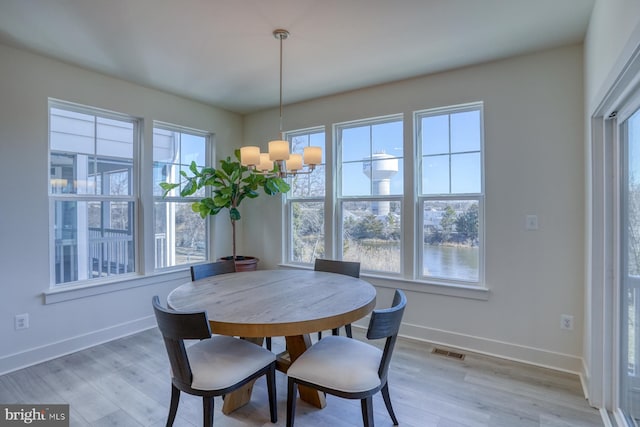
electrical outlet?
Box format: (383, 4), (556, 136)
(15, 313), (29, 330)
(526, 214), (539, 230)
(561, 314), (573, 330)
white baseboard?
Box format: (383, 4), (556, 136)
(398, 321), (585, 375)
(600, 408), (615, 427)
(580, 358), (591, 402)
(0, 315), (156, 375)
(612, 408), (628, 427)
(2, 316), (584, 383)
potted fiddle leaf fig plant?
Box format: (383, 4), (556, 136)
(160, 149), (290, 271)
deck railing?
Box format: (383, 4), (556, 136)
(88, 227), (134, 277)
(55, 229), (169, 283)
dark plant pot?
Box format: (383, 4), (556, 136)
(219, 256), (259, 272)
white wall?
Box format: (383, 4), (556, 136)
(585, 0), (640, 112)
(243, 45), (586, 373)
(0, 42), (241, 374)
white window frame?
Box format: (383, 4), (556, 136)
(415, 102), (485, 287)
(336, 114), (404, 276)
(48, 99), (140, 287)
(283, 126), (326, 265)
(152, 122), (212, 271)
(280, 104), (488, 298)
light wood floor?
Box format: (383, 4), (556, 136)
(0, 328), (602, 427)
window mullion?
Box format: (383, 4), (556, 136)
(448, 114), (452, 194)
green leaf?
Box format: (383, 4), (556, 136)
(159, 182), (180, 198)
(159, 182), (179, 190)
(213, 195), (230, 207)
(181, 179), (197, 196)
(243, 188), (259, 198)
(201, 198), (217, 210)
(203, 175), (218, 186)
(273, 178), (290, 193)
(264, 179), (278, 195)
(200, 167), (216, 175)
(215, 169), (228, 181)
(221, 157), (237, 176)
(194, 200), (215, 218)
(189, 161), (200, 176)
(230, 207), (241, 221)
(229, 169), (241, 183)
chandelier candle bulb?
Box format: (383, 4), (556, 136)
(303, 146), (322, 165)
(258, 153), (272, 171)
(240, 146), (260, 166)
(286, 153), (303, 171)
(269, 140), (290, 161)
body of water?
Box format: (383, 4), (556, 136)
(424, 244), (479, 281)
(298, 237), (479, 281)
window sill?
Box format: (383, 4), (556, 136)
(43, 269), (191, 304)
(278, 263), (489, 301)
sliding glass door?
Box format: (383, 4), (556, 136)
(621, 103), (640, 424)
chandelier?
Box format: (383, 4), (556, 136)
(240, 29), (322, 177)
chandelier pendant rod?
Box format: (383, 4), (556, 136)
(279, 33), (283, 137)
(274, 29), (289, 139)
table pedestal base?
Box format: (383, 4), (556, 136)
(221, 337), (263, 415)
(221, 384), (254, 415)
(284, 335), (326, 409)
(221, 334), (326, 415)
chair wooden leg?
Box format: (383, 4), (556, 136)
(202, 397), (214, 427)
(381, 383), (398, 425)
(267, 363), (277, 423)
(361, 396), (374, 427)
(266, 337), (272, 351)
(166, 384), (180, 427)
(287, 378), (298, 427)
(345, 323), (353, 338)
(332, 328), (339, 336)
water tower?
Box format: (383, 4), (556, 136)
(363, 152), (399, 216)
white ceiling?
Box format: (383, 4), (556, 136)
(0, 0), (594, 114)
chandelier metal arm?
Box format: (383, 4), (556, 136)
(248, 161), (316, 178)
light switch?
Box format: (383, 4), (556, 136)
(526, 215), (538, 231)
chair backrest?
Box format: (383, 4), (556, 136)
(314, 258), (360, 278)
(190, 260), (236, 281)
(152, 296), (212, 388)
(366, 289), (406, 382)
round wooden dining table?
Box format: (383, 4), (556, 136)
(167, 268), (377, 414)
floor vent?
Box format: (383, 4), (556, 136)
(432, 347), (466, 360)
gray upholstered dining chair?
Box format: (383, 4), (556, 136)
(286, 289), (406, 427)
(190, 261), (272, 351)
(152, 296), (277, 427)
(190, 260), (236, 281)
(314, 258), (361, 339)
